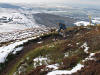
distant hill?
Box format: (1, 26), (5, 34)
(0, 3), (21, 9)
(33, 13), (76, 28)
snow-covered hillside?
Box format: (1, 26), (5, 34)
(0, 9), (51, 45)
(0, 12), (39, 33)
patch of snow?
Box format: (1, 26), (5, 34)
(26, 57), (30, 60)
(17, 63), (28, 74)
(13, 47), (23, 54)
(46, 64), (59, 70)
(75, 18), (100, 26)
(0, 37), (37, 63)
(34, 57), (48, 62)
(33, 56), (49, 68)
(49, 45), (55, 48)
(68, 44), (71, 46)
(37, 41), (43, 44)
(36, 36), (40, 38)
(13, 62), (28, 75)
(41, 34), (44, 36)
(89, 53), (95, 58)
(76, 43), (79, 45)
(82, 53), (96, 62)
(64, 52), (69, 57)
(74, 21), (90, 26)
(81, 42), (89, 53)
(47, 64), (84, 75)
(74, 21), (94, 26)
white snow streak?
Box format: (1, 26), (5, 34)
(47, 64), (84, 75)
(33, 57), (48, 68)
(81, 42), (89, 53)
(13, 47), (23, 54)
(82, 53), (96, 62)
(74, 21), (90, 26)
(46, 64), (59, 70)
(0, 37), (37, 63)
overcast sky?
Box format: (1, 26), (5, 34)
(0, 0), (64, 3)
(0, 0), (100, 6)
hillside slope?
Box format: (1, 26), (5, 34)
(1, 26), (100, 75)
(34, 13), (75, 28)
